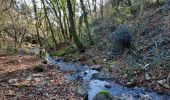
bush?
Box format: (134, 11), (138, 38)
(112, 25), (133, 55)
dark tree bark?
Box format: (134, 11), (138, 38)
(41, 0), (58, 48)
(87, 0), (93, 19)
(156, 0), (160, 6)
(67, 0), (84, 51)
(92, 0), (97, 13)
(32, 0), (43, 56)
(100, 0), (103, 19)
(80, 0), (93, 45)
(50, 0), (66, 41)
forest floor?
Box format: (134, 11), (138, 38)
(0, 54), (84, 100)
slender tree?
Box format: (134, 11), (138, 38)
(87, 0), (93, 19)
(48, 0), (67, 41)
(41, 0), (58, 48)
(156, 0), (160, 6)
(80, 0), (93, 45)
(100, 0), (104, 19)
(67, 0), (84, 51)
(32, 0), (43, 55)
(92, 0), (97, 13)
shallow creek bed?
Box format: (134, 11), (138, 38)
(46, 56), (170, 100)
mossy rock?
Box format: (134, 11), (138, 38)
(33, 65), (44, 72)
(93, 90), (114, 100)
(53, 47), (70, 57)
(56, 50), (67, 57)
(98, 90), (110, 94)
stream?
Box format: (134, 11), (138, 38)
(45, 55), (170, 100)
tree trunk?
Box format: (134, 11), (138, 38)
(100, 0), (104, 19)
(32, 0), (43, 56)
(87, 0), (93, 19)
(63, 15), (69, 40)
(80, 0), (93, 45)
(41, 0), (58, 48)
(156, 0), (160, 6)
(67, 0), (84, 51)
(47, 0), (66, 42)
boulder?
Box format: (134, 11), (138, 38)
(91, 73), (110, 80)
(93, 90), (114, 100)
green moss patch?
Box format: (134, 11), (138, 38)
(98, 90), (111, 95)
(53, 47), (71, 57)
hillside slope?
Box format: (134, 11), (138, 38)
(111, 0), (170, 95)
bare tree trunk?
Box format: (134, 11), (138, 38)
(127, 0), (132, 6)
(140, 0), (146, 16)
(41, 0), (58, 48)
(93, 0), (97, 13)
(87, 0), (93, 19)
(67, 0), (84, 51)
(100, 0), (104, 19)
(46, 0), (66, 42)
(156, 0), (160, 6)
(80, 0), (93, 45)
(19, 28), (26, 47)
(63, 15), (69, 40)
(32, 0), (43, 56)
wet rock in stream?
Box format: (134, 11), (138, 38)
(74, 85), (87, 96)
(91, 73), (111, 80)
(93, 91), (114, 100)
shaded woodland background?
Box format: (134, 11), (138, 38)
(0, 0), (166, 53)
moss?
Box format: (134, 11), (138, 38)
(93, 90), (113, 100)
(56, 50), (67, 56)
(97, 90), (111, 95)
(53, 47), (70, 57)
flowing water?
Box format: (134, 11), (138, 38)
(45, 56), (170, 100)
